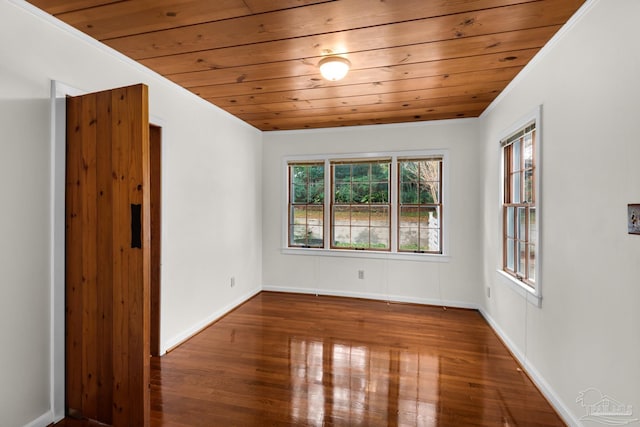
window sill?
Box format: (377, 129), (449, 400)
(282, 247), (450, 262)
(496, 270), (542, 307)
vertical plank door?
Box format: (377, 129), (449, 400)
(66, 84), (150, 427)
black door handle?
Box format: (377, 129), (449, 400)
(131, 204), (142, 249)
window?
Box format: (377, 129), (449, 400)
(331, 159), (391, 250)
(398, 158), (442, 253)
(288, 162), (324, 248)
(502, 121), (537, 289)
(286, 151), (447, 258)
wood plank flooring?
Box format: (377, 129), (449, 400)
(57, 291), (565, 426)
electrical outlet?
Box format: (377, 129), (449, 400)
(358, 270), (364, 280)
(230, 277), (235, 288)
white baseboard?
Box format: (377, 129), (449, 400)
(161, 287), (261, 354)
(261, 284), (478, 310)
(478, 308), (581, 427)
(23, 411), (52, 427)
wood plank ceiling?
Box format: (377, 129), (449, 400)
(29, 0), (585, 131)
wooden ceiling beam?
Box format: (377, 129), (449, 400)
(222, 83), (508, 116)
(197, 66), (522, 105)
(105, 0), (579, 60)
(186, 49), (536, 99)
(85, 0), (534, 42)
(249, 109), (488, 131)
(52, 0), (331, 40)
(165, 28), (558, 87)
(142, 25), (561, 76)
(236, 92), (499, 122)
(27, 0), (121, 15)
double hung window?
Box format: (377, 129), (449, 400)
(286, 151), (446, 257)
(502, 121), (537, 289)
(288, 162), (325, 248)
(331, 159), (391, 250)
(398, 158), (442, 253)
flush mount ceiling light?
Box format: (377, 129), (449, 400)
(318, 56), (351, 81)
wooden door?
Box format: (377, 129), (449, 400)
(66, 84), (150, 427)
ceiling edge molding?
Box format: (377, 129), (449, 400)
(263, 116), (478, 136)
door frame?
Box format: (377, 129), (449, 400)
(50, 80), (164, 422)
(149, 124), (162, 357)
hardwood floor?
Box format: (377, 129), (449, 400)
(58, 291), (565, 426)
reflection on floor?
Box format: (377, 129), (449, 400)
(55, 291), (564, 426)
(150, 291), (564, 426)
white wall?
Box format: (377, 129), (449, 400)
(0, 1), (262, 426)
(0, 86), (51, 426)
(3, 0), (638, 425)
(262, 121), (483, 307)
(479, 0), (640, 424)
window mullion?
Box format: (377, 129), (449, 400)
(324, 159), (331, 249)
(390, 155), (398, 252)
(515, 207), (519, 276)
(524, 206), (529, 281)
(512, 206), (517, 275)
(520, 136), (525, 204)
(438, 160), (443, 253)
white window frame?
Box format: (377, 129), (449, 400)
(497, 106), (542, 305)
(282, 150), (450, 262)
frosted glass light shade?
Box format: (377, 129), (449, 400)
(319, 56), (351, 81)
